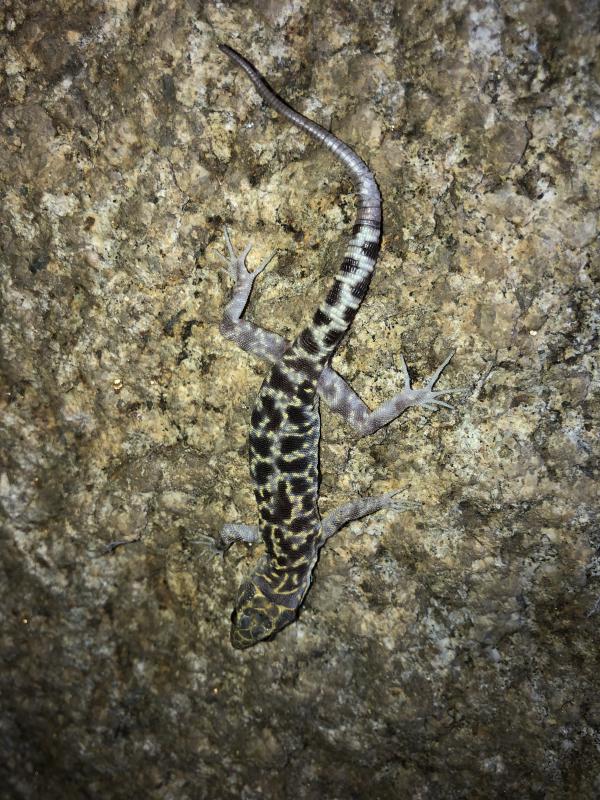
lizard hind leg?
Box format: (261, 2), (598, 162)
(220, 523), (260, 550)
(189, 524), (260, 560)
(320, 491), (421, 544)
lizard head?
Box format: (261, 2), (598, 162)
(230, 578), (297, 649)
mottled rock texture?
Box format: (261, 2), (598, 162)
(1, 1), (598, 798)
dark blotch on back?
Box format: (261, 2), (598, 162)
(249, 433), (272, 458)
(262, 394), (276, 413)
(296, 380), (314, 403)
(302, 494), (314, 512)
(265, 536), (277, 559)
(272, 480), (293, 521)
(255, 487), (272, 505)
(251, 407), (265, 429)
(254, 461), (273, 484)
(343, 305), (355, 323)
(289, 516), (315, 533)
(288, 406), (310, 425)
(276, 455), (309, 473)
(269, 365), (295, 395)
(352, 221), (380, 235)
(290, 477), (310, 494)
(280, 435), (304, 455)
(286, 356), (319, 380)
(261, 394), (283, 431)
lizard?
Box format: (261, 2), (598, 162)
(215, 44), (462, 649)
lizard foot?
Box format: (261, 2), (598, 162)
(188, 532), (225, 560)
(382, 489), (422, 514)
(217, 227), (275, 289)
(397, 352), (466, 412)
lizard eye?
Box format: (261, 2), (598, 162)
(235, 612), (249, 630)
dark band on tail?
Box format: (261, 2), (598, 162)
(219, 44), (382, 374)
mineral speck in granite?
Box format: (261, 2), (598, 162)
(1, 1), (598, 799)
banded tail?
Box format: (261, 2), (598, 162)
(219, 44), (382, 374)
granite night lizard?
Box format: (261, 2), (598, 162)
(216, 44), (461, 649)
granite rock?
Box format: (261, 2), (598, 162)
(1, 1), (598, 798)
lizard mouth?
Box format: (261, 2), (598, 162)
(230, 600), (299, 649)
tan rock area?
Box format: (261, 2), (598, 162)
(1, 1), (598, 798)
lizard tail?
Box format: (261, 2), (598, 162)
(219, 44), (382, 374)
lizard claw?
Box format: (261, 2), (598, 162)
(189, 533), (225, 560)
(384, 489), (422, 514)
(217, 227), (275, 284)
(399, 352), (466, 413)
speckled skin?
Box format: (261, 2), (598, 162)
(218, 45), (460, 649)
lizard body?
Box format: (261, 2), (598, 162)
(217, 45), (461, 649)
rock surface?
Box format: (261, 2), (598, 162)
(1, 1), (598, 798)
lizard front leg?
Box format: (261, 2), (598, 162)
(317, 352), (465, 437)
(217, 228), (287, 363)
